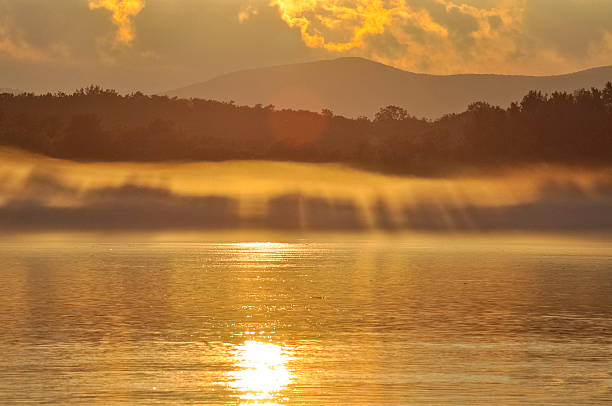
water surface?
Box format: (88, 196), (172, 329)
(0, 235), (611, 404)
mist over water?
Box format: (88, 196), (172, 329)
(2, 147), (612, 233)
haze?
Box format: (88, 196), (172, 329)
(2, 147), (611, 233)
(3, 0), (612, 93)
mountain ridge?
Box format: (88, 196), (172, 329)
(166, 57), (612, 118)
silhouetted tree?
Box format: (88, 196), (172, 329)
(374, 105), (409, 122)
(0, 83), (611, 174)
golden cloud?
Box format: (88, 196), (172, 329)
(89, 0), (145, 44)
(270, 0), (528, 73)
(270, 0), (443, 51)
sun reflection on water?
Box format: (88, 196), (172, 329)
(234, 242), (290, 252)
(228, 341), (294, 405)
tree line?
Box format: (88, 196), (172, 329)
(1, 84), (611, 175)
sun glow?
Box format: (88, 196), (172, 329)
(228, 341), (294, 404)
(236, 242), (288, 249)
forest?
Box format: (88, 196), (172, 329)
(1, 84), (611, 175)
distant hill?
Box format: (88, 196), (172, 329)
(166, 57), (612, 118)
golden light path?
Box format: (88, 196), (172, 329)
(224, 241), (295, 404)
(228, 341), (295, 405)
(235, 242), (289, 250)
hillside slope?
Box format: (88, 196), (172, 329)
(167, 57), (612, 118)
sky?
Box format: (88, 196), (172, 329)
(1, 0), (612, 93)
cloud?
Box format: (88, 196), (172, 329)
(0, 21), (49, 61)
(271, 0), (474, 52)
(271, 0), (524, 69)
(520, 0), (612, 70)
(270, 1), (517, 48)
(3, 0), (612, 93)
(266, 0), (528, 72)
(265, 0), (612, 74)
(238, 1), (260, 23)
(89, 0), (145, 44)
